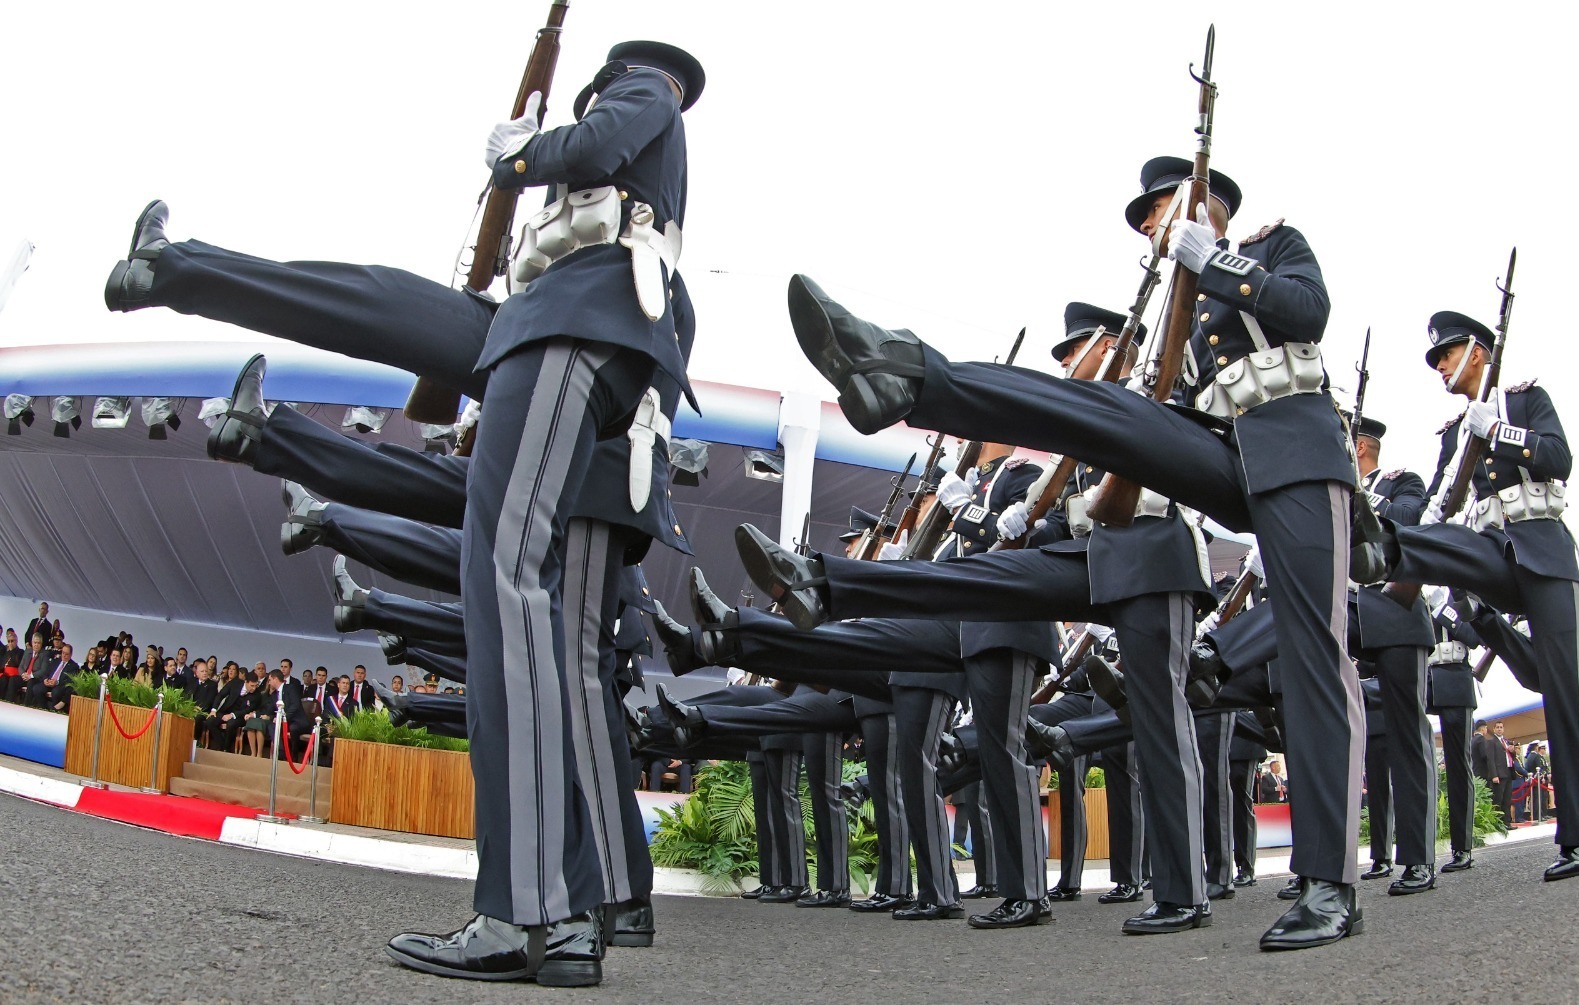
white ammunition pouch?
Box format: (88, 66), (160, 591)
(513, 185), (624, 284)
(620, 202), (682, 321)
(626, 386), (671, 513)
(1469, 480), (1567, 532)
(1197, 342), (1325, 419)
(1429, 640), (1469, 666)
(1068, 486), (1171, 537)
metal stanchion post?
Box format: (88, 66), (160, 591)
(257, 702), (290, 824)
(83, 672), (110, 790)
(302, 716), (325, 824)
(139, 693), (165, 793)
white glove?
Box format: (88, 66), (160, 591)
(1464, 400), (1501, 440)
(1244, 546), (1265, 581)
(995, 502), (1044, 540)
(876, 530), (909, 561)
(1166, 203), (1219, 274)
(1198, 612), (1220, 635)
(936, 468), (978, 513)
(483, 91), (543, 168)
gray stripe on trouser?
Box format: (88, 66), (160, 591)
(921, 692), (958, 903)
(757, 757), (784, 886)
(1330, 481), (1365, 884)
(561, 518), (630, 901)
(492, 341), (611, 923)
(1167, 593), (1206, 901)
(1064, 756), (1088, 883)
(867, 713), (911, 896)
(1010, 652), (1048, 897)
(973, 781), (996, 885)
(822, 735), (849, 891)
(778, 752), (808, 886)
(1410, 647), (1439, 865)
(1205, 712), (1233, 885)
(1127, 745), (1145, 881)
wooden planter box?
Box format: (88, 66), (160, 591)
(329, 738), (474, 839)
(1044, 788), (1110, 860)
(64, 695), (196, 792)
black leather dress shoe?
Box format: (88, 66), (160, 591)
(604, 897), (655, 947)
(1097, 884), (1142, 904)
(1045, 886), (1082, 903)
(1360, 859), (1394, 880)
(1387, 864), (1436, 896)
(795, 889), (852, 908)
(103, 199), (170, 312)
(206, 353), (268, 465)
(960, 884), (998, 899)
(332, 555), (369, 633)
(651, 602), (705, 676)
(1260, 880), (1362, 951)
(282, 480), (328, 556)
(1122, 901), (1212, 935)
(1206, 881), (1236, 901)
(968, 898), (1050, 930)
(1185, 640), (1228, 709)
(385, 912), (602, 985)
(1440, 851), (1474, 873)
(1233, 869), (1257, 888)
(696, 615), (740, 666)
(688, 567), (732, 627)
(734, 523), (830, 630)
(377, 632), (408, 666)
(850, 893), (913, 913)
(1544, 847), (1579, 882)
(757, 885), (807, 903)
(892, 901), (964, 921)
(1026, 720), (1075, 774)
(787, 274), (926, 435)
(1277, 877), (1304, 901)
(656, 683), (706, 748)
(740, 886), (768, 900)
(372, 679), (410, 727)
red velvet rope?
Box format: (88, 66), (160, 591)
(283, 730), (315, 775)
(105, 699), (158, 740)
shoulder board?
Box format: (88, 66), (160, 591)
(1383, 468), (1406, 481)
(1002, 456), (1029, 470)
(1506, 378), (1538, 393)
(1238, 219), (1286, 247)
(1437, 411), (1465, 435)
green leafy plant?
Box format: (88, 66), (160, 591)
(1359, 768), (1508, 848)
(64, 670), (200, 719)
(330, 709), (469, 752)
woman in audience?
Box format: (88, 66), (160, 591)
(239, 673), (269, 756)
(134, 648), (161, 687)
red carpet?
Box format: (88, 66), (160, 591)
(74, 788), (278, 840)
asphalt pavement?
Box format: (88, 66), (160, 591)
(3, 791), (1575, 1004)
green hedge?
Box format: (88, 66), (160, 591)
(65, 669), (200, 719)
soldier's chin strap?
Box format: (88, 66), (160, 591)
(1448, 342), (1476, 395)
(1150, 183), (1191, 257)
(1061, 326), (1109, 378)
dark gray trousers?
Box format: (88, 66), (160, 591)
(892, 686), (959, 906)
(857, 711), (912, 898)
(963, 649), (1046, 899)
(1438, 704), (1477, 855)
(1103, 741), (1145, 888)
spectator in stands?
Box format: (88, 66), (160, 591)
(324, 676), (354, 720)
(305, 667), (331, 708)
(298, 668), (313, 693)
(389, 675), (405, 696)
(114, 647), (136, 679)
(208, 662), (246, 752)
(163, 656), (187, 693)
(0, 629), (22, 704)
(23, 603), (50, 649)
(36, 642), (79, 712)
(186, 659), (217, 747)
(349, 665), (375, 710)
(15, 633), (53, 706)
(279, 659), (297, 696)
(173, 647), (189, 676)
(1258, 759), (1289, 803)
(240, 673), (271, 756)
(269, 669), (312, 759)
(134, 647), (161, 687)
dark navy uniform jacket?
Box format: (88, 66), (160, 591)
(571, 271), (695, 562)
(1044, 462), (1213, 608)
(1186, 223), (1352, 494)
(1429, 382), (1577, 582)
(941, 456), (1061, 664)
(482, 68), (692, 402)
(1355, 466), (1433, 649)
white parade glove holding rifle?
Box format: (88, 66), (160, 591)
(877, 530), (910, 561)
(936, 468), (979, 513)
(1167, 203), (1220, 274)
(483, 91), (543, 168)
(1464, 400), (1501, 440)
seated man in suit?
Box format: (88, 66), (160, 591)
(15, 633), (55, 707)
(187, 661), (220, 747)
(35, 643), (80, 712)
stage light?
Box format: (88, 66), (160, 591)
(669, 438), (709, 487)
(197, 397), (230, 429)
(5, 394), (34, 435)
(742, 448), (784, 483)
(51, 397), (80, 438)
(341, 405), (388, 435)
(141, 397), (182, 439)
(91, 396), (132, 429)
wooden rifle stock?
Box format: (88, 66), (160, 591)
(1213, 570), (1258, 627)
(1472, 647), (1497, 683)
(852, 453), (916, 561)
(405, 0), (570, 423)
(1088, 27), (1217, 528)
(1383, 248), (1515, 609)
(1031, 629), (1098, 705)
(893, 434), (948, 546)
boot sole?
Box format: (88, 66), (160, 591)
(383, 946), (601, 986)
(787, 275), (902, 435)
(608, 931), (654, 947)
(104, 260), (132, 312)
(128, 199), (165, 258)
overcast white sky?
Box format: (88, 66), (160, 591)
(0, 1), (1571, 476)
